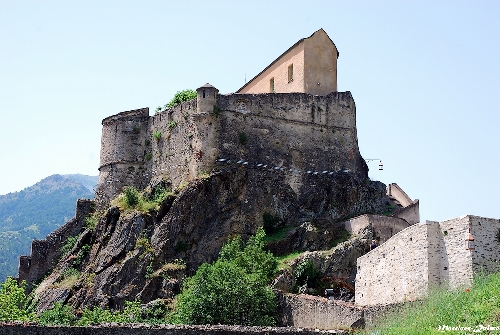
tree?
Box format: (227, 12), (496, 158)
(0, 278), (36, 322)
(174, 227), (278, 326)
(166, 89), (197, 109)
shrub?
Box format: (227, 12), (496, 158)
(294, 259), (320, 290)
(168, 120), (178, 130)
(60, 235), (79, 257)
(166, 89), (197, 109)
(0, 278), (36, 322)
(76, 306), (114, 326)
(152, 130), (161, 142)
(39, 302), (75, 326)
(84, 213), (99, 231)
(124, 186), (139, 208)
(174, 227), (278, 326)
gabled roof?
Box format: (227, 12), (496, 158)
(236, 29), (339, 93)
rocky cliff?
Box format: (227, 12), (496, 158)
(27, 164), (388, 313)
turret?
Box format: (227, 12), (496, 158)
(196, 83), (218, 114)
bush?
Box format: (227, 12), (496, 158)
(124, 186), (139, 208)
(39, 302), (75, 326)
(0, 278), (36, 322)
(152, 130), (161, 142)
(60, 235), (79, 257)
(166, 89), (197, 109)
(174, 227), (278, 326)
(294, 259), (320, 290)
(262, 212), (280, 235)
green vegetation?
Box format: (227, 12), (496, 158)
(276, 251), (302, 270)
(113, 185), (174, 214)
(212, 105), (221, 117)
(60, 235), (79, 257)
(294, 259), (320, 290)
(145, 152), (153, 161)
(168, 120), (178, 129)
(174, 227), (278, 326)
(152, 130), (162, 141)
(0, 278), (36, 322)
(166, 89), (197, 109)
(39, 302), (75, 325)
(84, 212), (99, 231)
(359, 272), (500, 335)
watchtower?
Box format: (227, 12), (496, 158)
(196, 83), (218, 114)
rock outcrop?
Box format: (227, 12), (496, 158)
(30, 165), (389, 313)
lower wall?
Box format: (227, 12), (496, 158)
(355, 222), (433, 305)
(0, 324), (342, 335)
(277, 292), (364, 329)
(343, 214), (411, 244)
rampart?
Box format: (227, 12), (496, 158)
(95, 88), (367, 204)
(355, 215), (500, 305)
(343, 214), (411, 244)
(18, 199), (94, 289)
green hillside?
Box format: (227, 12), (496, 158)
(0, 174), (97, 281)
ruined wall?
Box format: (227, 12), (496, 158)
(391, 200), (420, 225)
(355, 222), (435, 305)
(343, 214), (411, 244)
(18, 199), (94, 289)
(387, 183), (413, 207)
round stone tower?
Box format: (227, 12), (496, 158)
(196, 83), (218, 114)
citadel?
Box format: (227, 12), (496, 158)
(16, 29), (500, 330)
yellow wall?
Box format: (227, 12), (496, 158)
(238, 42), (305, 94)
(237, 29), (338, 95)
(304, 29), (338, 95)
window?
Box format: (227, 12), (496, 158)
(288, 64), (293, 82)
(270, 77), (275, 92)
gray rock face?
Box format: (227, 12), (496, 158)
(32, 167), (388, 313)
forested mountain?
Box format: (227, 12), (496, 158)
(0, 174), (97, 281)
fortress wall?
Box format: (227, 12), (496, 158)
(438, 216), (474, 289)
(387, 183), (413, 207)
(469, 216), (500, 273)
(391, 200), (420, 225)
(355, 222), (433, 305)
(215, 92), (365, 185)
(96, 108), (150, 203)
(18, 199), (94, 290)
(344, 214), (411, 244)
(277, 292), (364, 329)
(147, 99), (219, 189)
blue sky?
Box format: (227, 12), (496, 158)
(0, 0), (498, 222)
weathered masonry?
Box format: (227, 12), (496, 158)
(356, 215), (500, 305)
(95, 85), (365, 205)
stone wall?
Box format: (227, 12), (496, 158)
(391, 200), (420, 225)
(355, 215), (500, 306)
(355, 222), (433, 305)
(277, 292), (363, 330)
(0, 324), (342, 335)
(95, 89), (366, 204)
(343, 214), (411, 244)
(18, 199), (94, 290)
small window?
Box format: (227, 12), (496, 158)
(270, 77), (275, 93)
(288, 64), (293, 83)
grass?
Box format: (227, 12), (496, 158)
(112, 185), (174, 214)
(330, 228), (351, 248)
(359, 272), (500, 334)
(276, 251), (302, 270)
(263, 226), (294, 243)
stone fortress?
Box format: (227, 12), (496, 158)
(94, 28), (500, 308)
(16, 29), (500, 331)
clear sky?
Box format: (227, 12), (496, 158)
(1, 0), (498, 222)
